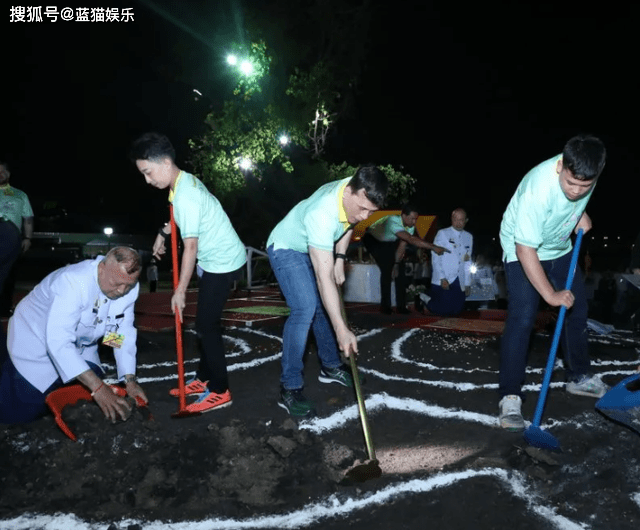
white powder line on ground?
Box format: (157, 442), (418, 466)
(0, 467), (589, 530)
(227, 326), (284, 343)
(359, 366), (501, 390)
(102, 329), (283, 384)
(228, 352), (282, 371)
(591, 359), (640, 367)
(224, 336), (253, 357)
(355, 327), (385, 340)
(299, 392), (498, 433)
(361, 367), (566, 394)
(107, 350), (283, 385)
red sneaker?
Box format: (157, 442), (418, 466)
(169, 378), (208, 398)
(185, 389), (232, 413)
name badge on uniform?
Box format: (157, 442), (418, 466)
(103, 332), (125, 348)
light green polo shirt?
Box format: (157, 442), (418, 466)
(267, 177), (351, 253)
(368, 214), (415, 242)
(0, 185), (33, 230)
(500, 154), (595, 263)
(170, 172), (246, 273)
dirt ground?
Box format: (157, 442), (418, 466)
(2, 307), (640, 530)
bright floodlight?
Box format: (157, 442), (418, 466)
(239, 60), (254, 75)
(103, 227), (113, 236)
(279, 134), (290, 146)
(469, 263), (477, 274)
(226, 54), (237, 66)
(239, 158), (252, 171)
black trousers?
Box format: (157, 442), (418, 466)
(195, 266), (242, 393)
(0, 220), (21, 312)
(362, 233), (408, 310)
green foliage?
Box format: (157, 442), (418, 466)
(228, 40), (272, 100)
(286, 62), (339, 158)
(326, 162), (417, 207)
(189, 100), (307, 196)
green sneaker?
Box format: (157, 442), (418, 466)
(278, 387), (316, 418)
(318, 365), (358, 387)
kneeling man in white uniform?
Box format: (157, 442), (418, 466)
(0, 246), (147, 424)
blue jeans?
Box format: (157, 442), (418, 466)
(267, 245), (342, 390)
(499, 250), (590, 398)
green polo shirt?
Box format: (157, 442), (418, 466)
(368, 214), (415, 242)
(500, 154), (595, 263)
(170, 172), (246, 273)
(0, 185), (33, 230)
(267, 177), (351, 253)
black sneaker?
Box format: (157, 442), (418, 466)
(278, 387), (316, 418)
(318, 365), (359, 387)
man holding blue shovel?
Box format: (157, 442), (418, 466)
(498, 135), (608, 432)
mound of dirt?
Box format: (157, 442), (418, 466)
(0, 399), (359, 525)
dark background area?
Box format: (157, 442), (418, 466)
(3, 1), (638, 269)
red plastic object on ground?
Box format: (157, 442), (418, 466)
(45, 383), (127, 441)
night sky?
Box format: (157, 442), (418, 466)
(4, 1), (639, 252)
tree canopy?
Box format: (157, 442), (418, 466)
(187, 1), (417, 246)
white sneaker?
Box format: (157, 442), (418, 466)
(499, 395), (525, 431)
(566, 375), (609, 398)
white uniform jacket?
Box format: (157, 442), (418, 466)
(431, 227), (473, 288)
(7, 256), (139, 393)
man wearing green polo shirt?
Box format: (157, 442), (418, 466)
(363, 203), (448, 314)
(267, 166), (388, 417)
(132, 133), (246, 414)
(498, 135), (608, 431)
(0, 161), (33, 317)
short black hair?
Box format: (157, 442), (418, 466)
(401, 203), (418, 216)
(348, 165), (388, 208)
(129, 132), (176, 164)
(562, 135), (606, 181)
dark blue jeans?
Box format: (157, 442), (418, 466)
(499, 251), (590, 398)
(427, 277), (466, 316)
(0, 348), (104, 425)
(267, 245), (342, 390)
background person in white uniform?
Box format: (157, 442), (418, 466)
(425, 208), (473, 316)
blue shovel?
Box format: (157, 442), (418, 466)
(523, 229), (584, 450)
(595, 373), (640, 433)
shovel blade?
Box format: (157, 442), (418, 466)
(596, 373), (640, 433)
(523, 425), (561, 451)
(341, 459), (382, 484)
